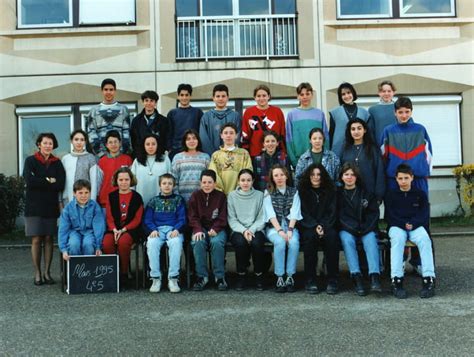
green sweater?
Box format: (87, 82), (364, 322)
(227, 187), (265, 234)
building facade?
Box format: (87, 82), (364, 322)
(0, 0), (473, 216)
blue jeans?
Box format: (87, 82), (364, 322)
(147, 226), (184, 279)
(339, 230), (380, 275)
(266, 222), (300, 277)
(68, 231), (95, 255)
(191, 230), (227, 279)
(389, 226), (435, 278)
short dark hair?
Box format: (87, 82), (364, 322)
(262, 130), (281, 143)
(73, 179), (91, 192)
(253, 84), (271, 97)
(181, 129), (203, 152)
(105, 130), (122, 143)
(159, 173), (176, 186)
(200, 169), (216, 182)
(177, 83), (193, 95)
(101, 78), (116, 90)
(339, 162), (362, 187)
(141, 90), (159, 102)
(220, 122), (238, 134)
(337, 82), (358, 105)
(296, 82), (313, 95)
(213, 84), (229, 96)
(238, 168), (255, 181)
(36, 132), (58, 150)
(396, 163), (414, 176)
(394, 96), (413, 111)
(112, 167), (137, 187)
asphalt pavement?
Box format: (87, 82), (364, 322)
(1, 236), (473, 356)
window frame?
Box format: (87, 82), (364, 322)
(17, 0), (136, 29)
(336, 0), (456, 20)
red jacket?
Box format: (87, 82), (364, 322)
(242, 105), (286, 157)
(187, 189), (227, 234)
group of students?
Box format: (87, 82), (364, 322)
(23, 78), (436, 299)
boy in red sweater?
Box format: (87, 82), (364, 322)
(188, 170), (228, 291)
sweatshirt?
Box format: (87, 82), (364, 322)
(227, 187), (265, 234)
(167, 106), (203, 156)
(367, 102), (397, 145)
(384, 187), (429, 231)
(187, 189), (227, 235)
(299, 186), (337, 231)
(143, 193), (186, 235)
(199, 108), (242, 156)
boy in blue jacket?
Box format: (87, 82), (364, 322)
(58, 179), (105, 260)
(144, 173), (186, 293)
(385, 164), (435, 299)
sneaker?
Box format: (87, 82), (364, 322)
(370, 273), (382, 293)
(255, 274), (264, 291)
(420, 277), (435, 299)
(391, 277), (407, 299)
(192, 276), (208, 291)
(326, 280), (339, 295)
(352, 273), (367, 296)
(305, 280), (319, 294)
(275, 276), (286, 293)
(285, 275), (296, 293)
(168, 278), (181, 293)
(216, 277), (228, 291)
(235, 274), (246, 291)
(149, 278), (161, 293)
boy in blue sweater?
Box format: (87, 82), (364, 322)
(199, 84), (241, 156)
(144, 173), (186, 293)
(58, 179), (105, 260)
(385, 164), (435, 299)
(167, 83), (203, 160)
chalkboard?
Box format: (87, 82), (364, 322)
(67, 255), (119, 294)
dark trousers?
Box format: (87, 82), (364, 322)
(230, 231), (265, 274)
(300, 227), (339, 282)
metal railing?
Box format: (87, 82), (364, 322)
(176, 14), (298, 60)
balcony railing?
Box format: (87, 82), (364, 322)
(176, 14), (298, 60)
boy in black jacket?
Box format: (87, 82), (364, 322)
(385, 164), (435, 299)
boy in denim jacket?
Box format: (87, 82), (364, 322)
(58, 179), (105, 260)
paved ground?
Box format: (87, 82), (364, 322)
(1, 236), (473, 356)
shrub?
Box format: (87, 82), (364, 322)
(453, 164), (474, 216)
(0, 174), (25, 234)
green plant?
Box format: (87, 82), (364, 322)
(0, 174), (25, 234)
(453, 164), (474, 216)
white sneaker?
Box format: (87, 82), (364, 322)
(149, 278), (161, 293)
(168, 278), (181, 293)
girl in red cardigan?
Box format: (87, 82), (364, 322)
(103, 167), (144, 286)
(242, 84), (286, 157)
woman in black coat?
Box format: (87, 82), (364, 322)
(23, 133), (65, 285)
(298, 163), (339, 295)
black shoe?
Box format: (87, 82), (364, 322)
(420, 277), (435, 299)
(391, 277), (407, 299)
(285, 275), (296, 293)
(275, 276), (286, 293)
(305, 280), (319, 294)
(34, 278), (43, 286)
(352, 273), (367, 296)
(216, 278), (228, 291)
(255, 274), (264, 291)
(235, 275), (246, 291)
(326, 280), (338, 295)
(192, 277), (208, 291)
(43, 275), (56, 285)
(370, 273), (382, 293)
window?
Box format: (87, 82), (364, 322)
(357, 95), (462, 167)
(17, 0), (136, 29)
(337, 0), (455, 19)
(176, 0), (298, 60)
(17, 104), (137, 172)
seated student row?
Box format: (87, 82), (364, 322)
(59, 161), (435, 299)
